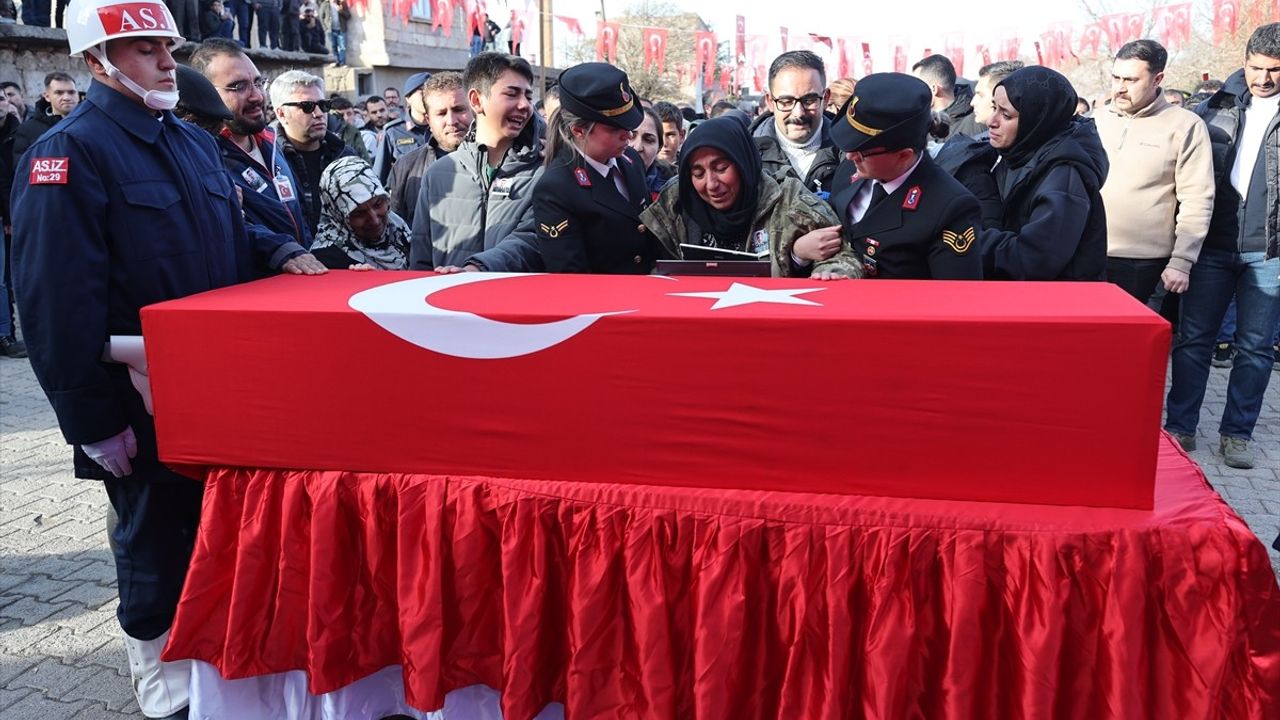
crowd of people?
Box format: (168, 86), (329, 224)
(1, 0), (1279, 715)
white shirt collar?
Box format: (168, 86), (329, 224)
(877, 152), (924, 196)
(582, 154), (619, 179)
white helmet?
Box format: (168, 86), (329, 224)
(66, 0), (183, 57)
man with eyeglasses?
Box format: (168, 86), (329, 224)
(269, 69), (356, 234)
(750, 51), (843, 197)
(828, 73), (983, 280)
(189, 39), (327, 276)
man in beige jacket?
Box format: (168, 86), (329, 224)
(1096, 39), (1215, 303)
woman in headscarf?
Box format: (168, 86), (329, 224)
(979, 66), (1109, 280)
(640, 115), (862, 279)
(310, 156), (411, 270)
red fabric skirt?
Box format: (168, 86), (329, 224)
(164, 435), (1280, 719)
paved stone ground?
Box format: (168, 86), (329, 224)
(1, 352), (1278, 719)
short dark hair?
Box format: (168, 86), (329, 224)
(1246, 22), (1280, 59)
(43, 72), (74, 88)
(383, 87), (400, 95)
(653, 101), (682, 129)
(0, 81), (20, 93)
(709, 100), (737, 118)
(977, 60), (1023, 84)
(188, 37), (246, 75)
(1115, 39), (1168, 74)
(463, 52), (534, 96)
(767, 50), (826, 90)
(329, 95), (352, 110)
(912, 54), (956, 90)
(363, 95), (385, 110)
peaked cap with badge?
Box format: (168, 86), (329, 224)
(533, 63), (656, 274)
(556, 62), (644, 131)
(831, 73), (933, 153)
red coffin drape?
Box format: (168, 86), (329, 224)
(164, 435), (1280, 719)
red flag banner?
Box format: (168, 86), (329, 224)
(861, 42), (874, 78)
(642, 27), (668, 74)
(465, 0), (484, 37)
(780, 27), (789, 52)
(720, 64), (733, 93)
(1039, 24), (1073, 69)
(596, 20), (620, 64)
(1213, 0), (1239, 45)
(835, 38), (852, 79)
(809, 33), (833, 49)
(695, 31), (718, 86)
(1078, 23), (1104, 57)
(555, 15), (583, 35)
(976, 44), (992, 66)
(1103, 13), (1145, 50)
(891, 38), (908, 73)
(431, 0), (451, 34)
(746, 33), (769, 90)
(944, 33), (965, 77)
(735, 15), (746, 64)
(999, 36), (1021, 61)
(1152, 3), (1192, 51)
(1034, 40), (1044, 66)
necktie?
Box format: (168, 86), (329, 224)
(869, 183), (889, 208)
(608, 165), (630, 202)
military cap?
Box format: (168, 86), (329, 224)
(403, 71), (431, 98)
(556, 62), (643, 130)
(175, 64), (232, 122)
(831, 72), (932, 153)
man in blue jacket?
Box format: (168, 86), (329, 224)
(9, 2), (312, 716)
(189, 38), (326, 275)
(1166, 24), (1280, 468)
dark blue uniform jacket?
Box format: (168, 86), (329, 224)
(11, 81), (253, 480)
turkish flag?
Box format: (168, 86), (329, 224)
(780, 26), (788, 52)
(719, 64), (733, 93)
(695, 31), (717, 86)
(431, 0), (450, 34)
(1103, 13), (1144, 50)
(143, 272), (1168, 509)
(465, 0), (484, 37)
(835, 38), (852, 80)
(642, 27), (668, 74)
(809, 33), (832, 50)
(596, 20), (620, 64)
(745, 34), (769, 88)
(944, 33), (965, 77)
(1034, 40), (1044, 66)
(1152, 4), (1191, 50)
(735, 15), (746, 65)
(1124, 12), (1144, 45)
(1213, 0), (1238, 45)
(861, 42), (873, 78)
(1078, 23), (1104, 57)
(555, 14), (583, 36)
(893, 42), (908, 73)
(976, 44), (992, 66)
(510, 9), (524, 47)
(999, 36), (1020, 61)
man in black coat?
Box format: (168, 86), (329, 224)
(913, 54), (983, 139)
(828, 73), (983, 280)
(269, 70), (355, 235)
(751, 50), (843, 195)
(11, 72), (79, 164)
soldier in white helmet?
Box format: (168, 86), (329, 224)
(10, 2), (254, 717)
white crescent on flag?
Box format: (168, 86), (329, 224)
(347, 273), (632, 360)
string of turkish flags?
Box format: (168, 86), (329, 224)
(342, 0), (1279, 86)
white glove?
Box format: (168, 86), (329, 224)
(83, 426), (139, 478)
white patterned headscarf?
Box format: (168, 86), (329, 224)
(312, 156), (411, 270)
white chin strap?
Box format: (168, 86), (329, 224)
(88, 45), (179, 111)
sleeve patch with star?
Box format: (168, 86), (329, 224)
(540, 220), (569, 238)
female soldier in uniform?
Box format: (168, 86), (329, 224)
(533, 63), (658, 274)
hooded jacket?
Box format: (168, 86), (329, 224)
(933, 133), (1002, 228)
(11, 97), (64, 165)
(1195, 68), (1279, 260)
(409, 115), (545, 271)
(981, 117), (1110, 280)
(749, 111), (843, 195)
(945, 82), (983, 139)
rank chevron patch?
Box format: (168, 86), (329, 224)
(942, 227), (977, 254)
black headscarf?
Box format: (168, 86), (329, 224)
(994, 66), (1078, 169)
(677, 115), (762, 248)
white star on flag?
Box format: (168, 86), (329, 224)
(668, 282), (826, 310)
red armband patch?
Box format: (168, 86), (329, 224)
(30, 157), (70, 185)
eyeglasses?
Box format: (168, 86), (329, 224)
(281, 99), (332, 114)
(219, 77), (267, 94)
(771, 93), (824, 112)
(847, 146), (898, 161)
